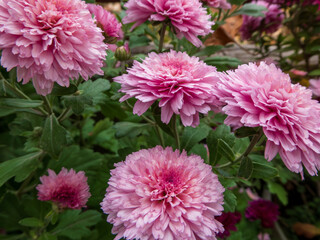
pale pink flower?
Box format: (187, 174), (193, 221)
(289, 69), (307, 76)
(240, 1), (284, 40)
(101, 146), (225, 240)
(258, 233), (271, 240)
(215, 62), (320, 176)
(114, 50), (220, 127)
(0, 0), (107, 95)
(87, 3), (123, 51)
(37, 168), (91, 209)
(309, 79), (320, 97)
(203, 0), (231, 9)
(123, 0), (214, 47)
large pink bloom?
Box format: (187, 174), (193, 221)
(37, 168), (91, 209)
(240, 1), (284, 40)
(123, 0), (214, 47)
(0, 0), (107, 95)
(114, 50), (220, 127)
(87, 4), (123, 51)
(202, 0), (231, 9)
(101, 146), (225, 240)
(215, 62), (320, 176)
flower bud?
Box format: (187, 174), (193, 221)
(115, 44), (131, 61)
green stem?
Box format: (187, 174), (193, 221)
(155, 125), (165, 147)
(158, 22), (167, 52)
(172, 115), (180, 150)
(215, 128), (263, 168)
(41, 96), (52, 114)
(1, 77), (48, 116)
(57, 108), (72, 122)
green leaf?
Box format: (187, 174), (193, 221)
(238, 157), (253, 179)
(63, 95), (92, 115)
(0, 98), (43, 108)
(19, 217), (43, 227)
(51, 210), (101, 239)
(207, 125), (236, 165)
(228, 0), (246, 5)
(181, 123), (211, 151)
(114, 122), (151, 138)
(78, 79), (111, 105)
(0, 151), (42, 187)
(205, 56), (242, 71)
(250, 155), (278, 179)
(224, 189), (237, 212)
(38, 233), (57, 240)
(195, 45), (223, 57)
(232, 3), (267, 17)
(190, 144), (208, 163)
(101, 100), (127, 120)
(129, 35), (151, 48)
(267, 181), (288, 205)
(50, 83), (77, 96)
(40, 114), (67, 158)
(309, 69), (320, 76)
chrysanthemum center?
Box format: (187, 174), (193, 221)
(52, 185), (78, 207)
(151, 169), (185, 201)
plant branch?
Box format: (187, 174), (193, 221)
(158, 22), (167, 52)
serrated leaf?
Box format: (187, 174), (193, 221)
(19, 217), (43, 227)
(113, 122), (151, 138)
(78, 79), (111, 105)
(181, 123), (211, 151)
(207, 125), (236, 165)
(195, 45), (223, 57)
(190, 144), (208, 163)
(0, 151), (42, 187)
(50, 84), (77, 96)
(205, 56), (242, 71)
(40, 114), (67, 158)
(251, 161), (278, 179)
(267, 181), (288, 205)
(224, 189), (237, 212)
(51, 210), (101, 239)
(238, 157), (253, 179)
(0, 98), (43, 108)
(63, 95), (92, 115)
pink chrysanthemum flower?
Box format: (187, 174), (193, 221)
(215, 62), (320, 176)
(114, 50), (220, 127)
(245, 199), (279, 228)
(122, 0), (214, 47)
(203, 0), (231, 9)
(240, 1), (284, 40)
(87, 4), (123, 51)
(0, 0), (107, 96)
(216, 212), (241, 239)
(37, 168), (91, 209)
(309, 79), (320, 97)
(101, 146), (225, 240)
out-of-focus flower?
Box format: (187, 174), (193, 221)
(114, 50), (221, 127)
(101, 146), (225, 240)
(309, 79), (320, 97)
(258, 233), (271, 240)
(289, 69), (307, 76)
(202, 0), (231, 9)
(240, 1), (284, 40)
(87, 3), (123, 51)
(115, 43), (131, 61)
(0, 0), (107, 95)
(245, 199), (279, 228)
(37, 168), (91, 209)
(216, 212), (242, 239)
(122, 0), (214, 47)
(215, 62), (320, 176)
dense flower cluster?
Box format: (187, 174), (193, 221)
(240, 0), (284, 40)
(37, 168), (91, 209)
(202, 0), (231, 9)
(245, 199), (279, 228)
(87, 4), (123, 51)
(216, 212), (242, 239)
(0, 0), (107, 95)
(101, 146), (225, 240)
(122, 0), (214, 47)
(115, 50), (221, 127)
(215, 62), (320, 176)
